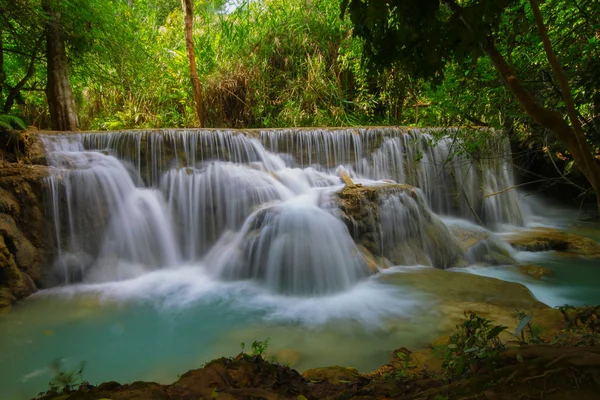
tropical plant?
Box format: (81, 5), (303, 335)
(46, 359), (86, 393)
(0, 113), (26, 130)
(439, 312), (507, 379)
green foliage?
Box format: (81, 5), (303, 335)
(439, 312), (506, 379)
(391, 348), (416, 379)
(552, 305), (600, 346)
(341, 0), (516, 82)
(0, 114), (26, 130)
(46, 359), (86, 393)
(4, 0), (414, 129)
(342, 0), (600, 189)
(3, 0), (599, 187)
(251, 338), (270, 357)
(239, 337), (270, 357)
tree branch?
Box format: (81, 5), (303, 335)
(3, 36), (42, 113)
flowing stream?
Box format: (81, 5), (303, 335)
(0, 127), (598, 399)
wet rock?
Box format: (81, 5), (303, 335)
(506, 227), (600, 257)
(383, 268), (546, 311)
(0, 160), (51, 308)
(0, 287), (15, 308)
(335, 183), (466, 269)
(449, 224), (515, 266)
(357, 245), (391, 272)
(517, 264), (553, 279)
(0, 129), (47, 165)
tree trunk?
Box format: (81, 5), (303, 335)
(529, 0), (600, 214)
(182, 0), (205, 127)
(43, 0), (78, 131)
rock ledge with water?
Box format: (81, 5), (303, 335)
(506, 227), (600, 258)
(335, 182), (466, 269)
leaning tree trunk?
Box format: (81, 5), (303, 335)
(182, 0), (205, 127)
(43, 0), (78, 131)
(529, 0), (600, 214)
(442, 0), (600, 215)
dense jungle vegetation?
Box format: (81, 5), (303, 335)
(1, 0), (599, 205)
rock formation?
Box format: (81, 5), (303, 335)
(334, 182), (466, 269)
(0, 130), (51, 308)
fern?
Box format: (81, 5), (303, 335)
(0, 114), (26, 130)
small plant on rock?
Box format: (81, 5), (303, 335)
(46, 359), (86, 393)
(239, 337), (270, 358)
(441, 312), (506, 379)
(251, 338), (270, 357)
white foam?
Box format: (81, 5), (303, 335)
(39, 266), (422, 327)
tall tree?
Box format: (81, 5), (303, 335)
(42, 0), (78, 130)
(182, 0), (205, 127)
(342, 0), (600, 213)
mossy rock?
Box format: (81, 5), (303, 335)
(450, 225), (515, 266)
(335, 182), (466, 268)
(506, 227), (600, 258)
(0, 287), (15, 309)
(517, 264), (553, 279)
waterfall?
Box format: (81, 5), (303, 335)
(260, 128), (522, 226)
(41, 127), (523, 295)
(160, 162), (294, 259)
(42, 137), (180, 282)
(378, 189), (465, 268)
(209, 198), (370, 296)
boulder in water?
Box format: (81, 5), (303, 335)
(517, 264), (553, 279)
(335, 183), (466, 269)
(448, 223), (515, 266)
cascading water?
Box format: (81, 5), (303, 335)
(378, 188), (465, 268)
(41, 127), (524, 295)
(160, 162), (294, 259)
(209, 196), (370, 295)
(261, 128), (523, 226)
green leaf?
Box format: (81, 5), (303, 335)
(487, 325), (507, 340)
(564, 160), (574, 176)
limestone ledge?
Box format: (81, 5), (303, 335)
(505, 227), (600, 258)
(335, 181), (466, 269)
(0, 160), (51, 309)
